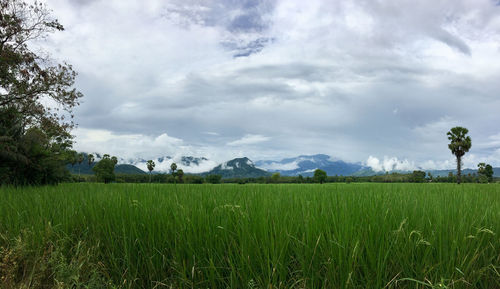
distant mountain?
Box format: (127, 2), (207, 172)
(255, 154), (367, 176)
(67, 153), (146, 175)
(425, 167), (500, 177)
(352, 167), (500, 177)
(67, 163), (146, 175)
(203, 157), (270, 178)
(68, 152), (499, 178)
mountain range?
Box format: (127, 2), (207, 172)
(255, 154), (367, 176)
(68, 153), (499, 179)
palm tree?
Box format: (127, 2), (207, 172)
(146, 160), (155, 183)
(77, 153), (84, 180)
(447, 127), (471, 184)
(88, 154), (95, 168)
(170, 163), (177, 184)
(70, 151), (77, 168)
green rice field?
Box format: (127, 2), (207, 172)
(1, 183), (499, 288)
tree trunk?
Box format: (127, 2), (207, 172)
(456, 155), (462, 184)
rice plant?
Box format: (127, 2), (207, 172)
(1, 183), (499, 288)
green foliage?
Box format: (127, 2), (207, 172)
(271, 172), (281, 183)
(411, 170), (427, 183)
(205, 174), (222, 184)
(447, 127), (472, 184)
(146, 160), (155, 182)
(0, 107), (71, 185)
(170, 162), (177, 174)
(0, 0), (82, 185)
(146, 160), (155, 173)
(313, 169), (327, 184)
(92, 155), (116, 183)
(478, 163), (494, 183)
(1, 183), (499, 288)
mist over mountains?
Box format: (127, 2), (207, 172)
(69, 153), (499, 178)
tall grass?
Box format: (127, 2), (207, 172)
(1, 183), (499, 288)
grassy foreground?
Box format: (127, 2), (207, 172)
(0, 183), (499, 288)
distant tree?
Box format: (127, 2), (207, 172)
(87, 154), (94, 167)
(478, 163), (493, 183)
(271, 172), (281, 183)
(146, 160), (155, 182)
(111, 156), (118, 165)
(205, 174), (222, 184)
(313, 169), (327, 184)
(170, 162), (177, 183)
(297, 174), (304, 183)
(447, 127), (471, 184)
(411, 170), (426, 183)
(92, 155), (116, 183)
(177, 169), (184, 183)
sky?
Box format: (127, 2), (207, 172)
(41, 0), (500, 170)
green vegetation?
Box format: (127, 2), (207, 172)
(313, 169), (327, 184)
(0, 0), (82, 185)
(146, 160), (155, 182)
(1, 183), (499, 288)
(478, 163), (494, 183)
(447, 127), (472, 184)
(92, 154), (117, 183)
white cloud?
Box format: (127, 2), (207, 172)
(73, 128), (185, 160)
(257, 161), (300, 171)
(133, 157), (218, 174)
(366, 156), (417, 172)
(227, 134), (270, 146)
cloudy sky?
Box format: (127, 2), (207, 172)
(42, 0), (500, 170)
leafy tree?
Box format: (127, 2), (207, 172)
(411, 170), (426, 183)
(447, 127), (471, 184)
(92, 155), (116, 183)
(0, 0), (82, 185)
(313, 169), (327, 184)
(478, 163), (493, 183)
(146, 160), (155, 182)
(177, 169), (184, 183)
(0, 107), (70, 184)
(271, 172), (281, 183)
